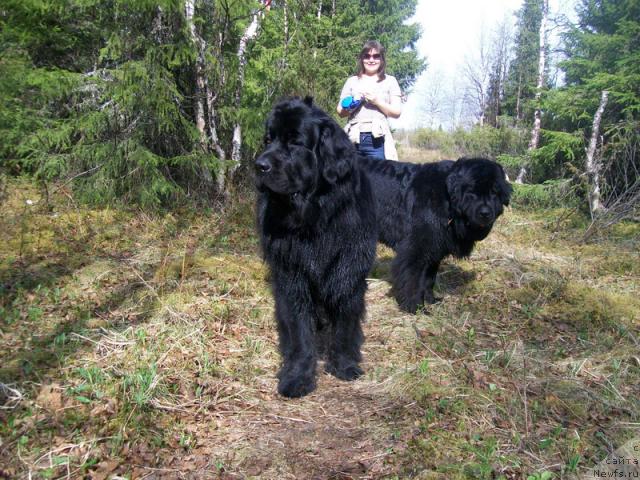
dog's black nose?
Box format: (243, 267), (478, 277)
(478, 206), (492, 220)
(255, 156), (271, 173)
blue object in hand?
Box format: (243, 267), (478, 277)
(341, 95), (362, 110)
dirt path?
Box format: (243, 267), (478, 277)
(119, 279), (425, 479)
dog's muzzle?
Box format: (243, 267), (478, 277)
(474, 205), (495, 227)
(255, 155), (272, 174)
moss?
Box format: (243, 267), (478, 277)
(543, 283), (638, 329)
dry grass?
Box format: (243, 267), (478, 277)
(395, 146), (445, 164)
(0, 179), (639, 479)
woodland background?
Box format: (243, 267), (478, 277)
(0, 0), (637, 225)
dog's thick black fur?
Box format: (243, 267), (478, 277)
(361, 156), (512, 313)
(255, 97), (376, 398)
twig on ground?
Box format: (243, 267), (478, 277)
(0, 383), (24, 410)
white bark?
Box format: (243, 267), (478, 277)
(586, 90), (609, 216)
(516, 0), (548, 184)
(185, 0), (207, 146)
(282, 0), (289, 66)
(186, 0), (228, 193)
(528, 0), (548, 150)
(230, 7), (263, 173)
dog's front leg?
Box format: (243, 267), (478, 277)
(324, 280), (367, 381)
(392, 240), (442, 313)
(420, 261), (441, 305)
(273, 274), (318, 398)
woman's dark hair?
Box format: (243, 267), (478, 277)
(357, 40), (386, 81)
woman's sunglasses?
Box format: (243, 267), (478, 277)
(363, 54), (381, 60)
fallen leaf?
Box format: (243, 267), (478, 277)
(36, 384), (63, 413)
(90, 460), (119, 480)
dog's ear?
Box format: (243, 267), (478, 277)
(303, 96), (314, 107)
(446, 171), (463, 214)
(316, 121), (352, 183)
(495, 164), (513, 206)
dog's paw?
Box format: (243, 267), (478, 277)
(277, 374), (316, 398)
(325, 361), (364, 381)
(398, 298), (421, 314)
(422, 292), (442, 305)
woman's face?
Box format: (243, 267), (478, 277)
(362, 49), (381, 76)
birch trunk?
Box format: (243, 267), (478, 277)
(230, 7), (263, 176)
(185, 0), (207, 147)
(283, 0), (289, 63)
(586, 90), (609, 216)
(516, 0), (548, 184)
(185, 0), (222, 192)
(186, 0), (230, 195)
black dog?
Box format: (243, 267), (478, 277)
(361, 157), (512, 313)
(255, 97), (376, 398)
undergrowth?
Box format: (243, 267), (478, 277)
(0, 178), (638, 479)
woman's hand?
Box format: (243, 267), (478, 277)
(363, 91), (379, 106)
(364, 91), (401, 119)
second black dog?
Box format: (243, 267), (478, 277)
(361, 157), (512, 313)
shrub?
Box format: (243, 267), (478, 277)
(497, 154), (526, 181)
(409, 125), (528, 159)
(511, 180), (584, 211)
(527, 130), (585, 183)
(410, 128), (457, 157)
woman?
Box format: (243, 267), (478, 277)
(337, 40), (402, 160)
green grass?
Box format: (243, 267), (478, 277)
(0, 178), (638, 479)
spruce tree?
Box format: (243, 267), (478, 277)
(503, 0), (545, 125)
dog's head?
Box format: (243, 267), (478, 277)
(446, 157), (512, 230)
(255, 97), (355, 197)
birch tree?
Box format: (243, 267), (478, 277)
(516, 0), (548, 184)
(229, 4), (266, 180)
(585, 90), (608, 216)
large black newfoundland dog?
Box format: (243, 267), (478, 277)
(361, 156), (512, 313)
(255, 97), (376, 398)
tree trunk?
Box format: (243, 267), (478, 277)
(229, 6), (263, 177)
(515, 74), (522, 125)
(586, 90), (609, 217)
(185, 0), (207, 147)
(283, 0), (289, 65)
(516, 0), (548, 184)
(185, 0), (220, 192)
